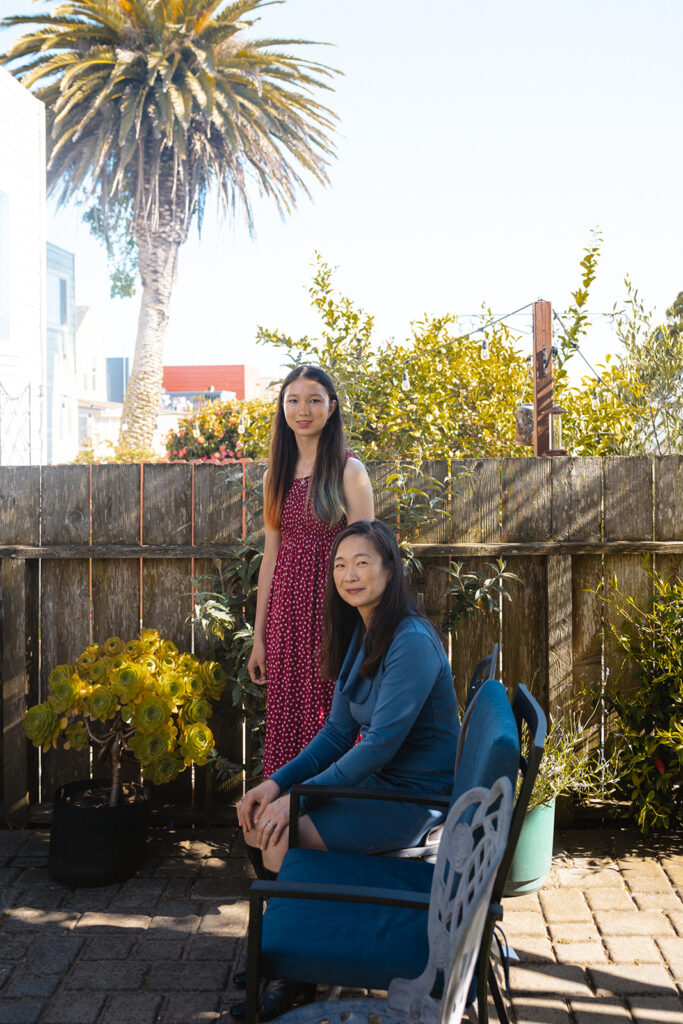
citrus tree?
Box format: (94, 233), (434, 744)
(2, 0), (338, 451)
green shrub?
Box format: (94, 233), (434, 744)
(598, 563), (683, 832)
(166, 397), (272, 462)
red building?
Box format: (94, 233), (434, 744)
(162, 365), (272, 402)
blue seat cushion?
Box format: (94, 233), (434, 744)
(260, 848), (435, 989)
(450, 681), (520, 808)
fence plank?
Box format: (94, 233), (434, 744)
(654, 455), (683, 583)
(244, 461), (266, 540)
(92, 464), (141, 641)
(40, 466), (92, 800)
(449, 459), (501, 704)
(567, 459), (604, 714)
(603, 457), (653, 697)
(501, 458), (551, 704)
(0, 466), (40, 822)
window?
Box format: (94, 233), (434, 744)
(0, 191), (9, 341)
(47, 272), (68, 327)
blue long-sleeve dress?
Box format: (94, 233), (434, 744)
(270, 614), (460, 854)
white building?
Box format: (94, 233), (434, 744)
(0, 67), (46, 465)
(76, 306), (124, 453)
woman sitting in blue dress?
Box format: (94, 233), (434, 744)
(237, 519), (460, 874)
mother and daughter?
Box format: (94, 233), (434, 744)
(238, 365), (460, 873)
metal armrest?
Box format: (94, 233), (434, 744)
(289, 784), (450, 847)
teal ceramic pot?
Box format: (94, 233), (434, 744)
(503, 799), (556, 896)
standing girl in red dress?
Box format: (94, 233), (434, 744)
(248, 366), (374, 778)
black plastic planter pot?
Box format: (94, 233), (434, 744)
(49, 779), (151, 886)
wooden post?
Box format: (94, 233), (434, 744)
(532, 300), (553, 456)
(1, 560), (36, 825)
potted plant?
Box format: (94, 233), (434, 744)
(23, 628), (227, 886)
(504, 707), (621, 895)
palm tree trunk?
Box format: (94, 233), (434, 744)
(118, 225), (181, 451)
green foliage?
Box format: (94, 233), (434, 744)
(529, 713), (621, 810)
(24, 628), (228, 807)
(165, 397), (272, 463)
(82, 194), (138, 299)
(442, 561), (519, 633)
(194, 539), (267, 786)
(597, 564), (683, 832)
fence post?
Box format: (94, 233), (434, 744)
(532, 300), (553, 456)
(1, 559), (37, 825)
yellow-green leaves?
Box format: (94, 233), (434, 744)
(24, 702), (61, 751)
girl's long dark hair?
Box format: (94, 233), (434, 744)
(264, 365), (347, 530)
(320, 520), (433, 680)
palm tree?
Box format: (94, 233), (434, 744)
(1, 0), (337, 450)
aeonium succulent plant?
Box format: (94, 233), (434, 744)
(23, 628), (227, 807)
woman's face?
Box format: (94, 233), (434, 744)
(282, 375), (336, 441)
(333, 534), (390, 623)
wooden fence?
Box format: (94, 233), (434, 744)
(2, 456), (682, 825)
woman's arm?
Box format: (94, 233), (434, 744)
(247, 475), (281, 684)
(343, 457), (374, 523)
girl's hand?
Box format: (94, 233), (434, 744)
(237, 779), (280, 832)
(248, 638), (267, 685)
(254, 794), (291, 851)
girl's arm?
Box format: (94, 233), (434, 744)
(343, 457), (375, 522)
(248, 473), (281, 684)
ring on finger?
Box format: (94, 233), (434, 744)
(265, 821), (276, 829)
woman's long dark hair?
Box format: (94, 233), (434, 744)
(320, 520), (432, 679)
(264, 365), (347, 530)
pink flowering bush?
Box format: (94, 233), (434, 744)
(165, 397), (272, 463)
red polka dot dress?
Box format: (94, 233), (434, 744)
(262, 472), (349, 779)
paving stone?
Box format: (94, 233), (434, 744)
(570, 997), (632, 1023)
(553, 867), (624, 889)
(154, 862), (201, 878)
(0, 868), (21, 890)
(496, 910), (548, 939)
(157, 992), (221, 1023)
(0, 833), (33, 858)
(667, 911), (683, 936)
(12, 868), (60, 889)
(186, 937), (242, 962)
(539, 889), (592, 923)
(196, 901), (248, 936)
(73, 911), (151, 931)
(656, 938), (683, 979)
(78, 936), (135, 960)
(502, 890), (541, 912)
(548, 922), (602, 944)
(146, 961), (229, 992)
(22, 936), (84, 975)
(509, 935), (555, 963)
(509, 964), (593, 998)
(5, 977), (60, 998)
(99, 993), (163, 1024)
(59, 887), (120, 913)
(0, 964), (12, 988)
(593, 909), (675, 936)
(7, 890), (66, 912)
(618, 859), (670, 876)
(627, 995), (683, 1022)
(133, 938), (187, 960)
(553, 942), (607, 964)
(0, 1000), (45, 1024)
(153, 898), (200, 917)
(192, 878), (245, 899)
(115, 878), (166, 901)
(584, 887), (635, 912)
(163, 878), (196, 900)
(506, 996), (572, 1023)
(0, 939), (31, 961)
(148, 914), (201, 936)
(604, 935), (664, 963)
(633, 892), (683, 913)
(3, 907), (78, 931)
(40, 993), (106, 1024)
(589, 963), (678, 996)
(64, 960), (149, 991)
(623, 870), (678, 894)
(664, 867), (683, 888)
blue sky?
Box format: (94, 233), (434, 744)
(2, 0), (683, 379)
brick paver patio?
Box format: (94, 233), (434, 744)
(0, 824), (681, 1024)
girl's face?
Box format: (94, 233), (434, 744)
(333, 535), (390, 623)
(282, 375), (336, 441)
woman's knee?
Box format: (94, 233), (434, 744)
(262, 828), (290, 873)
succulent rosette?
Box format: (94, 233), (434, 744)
(139, 628), (162, 652)
(132, 695), (172, 734)
(49, 675), (89, 714)
(201, 662), (228, 700)
(129, 724), (176, 763)
(24, 701), (61, 750)
(159, 654), (177, 673)
(180, 722), (214, 766)
(139, 654), (159, 675)
(159, 640), (178, 659)
(86, 659), (108, 684)
(48, 664), (74, 688)
(86, 685), (118, 722)
(184, 673), (204, 699)
(177, 653), (200, 675)
(112, 662), (147, 703)
(123, 639), (143, 659)
(106, 653), (128, 678)
(64, 720), (90, 751)
(103, 636), (124, 656)
(158, 671), (186, 705)
(144, 751), (185, 785)
(181, 697), (213, 725)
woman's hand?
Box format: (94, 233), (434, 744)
(237, 779), (280, 832)
(253, 794), (291, 851)
(248, 637), (267, 685)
